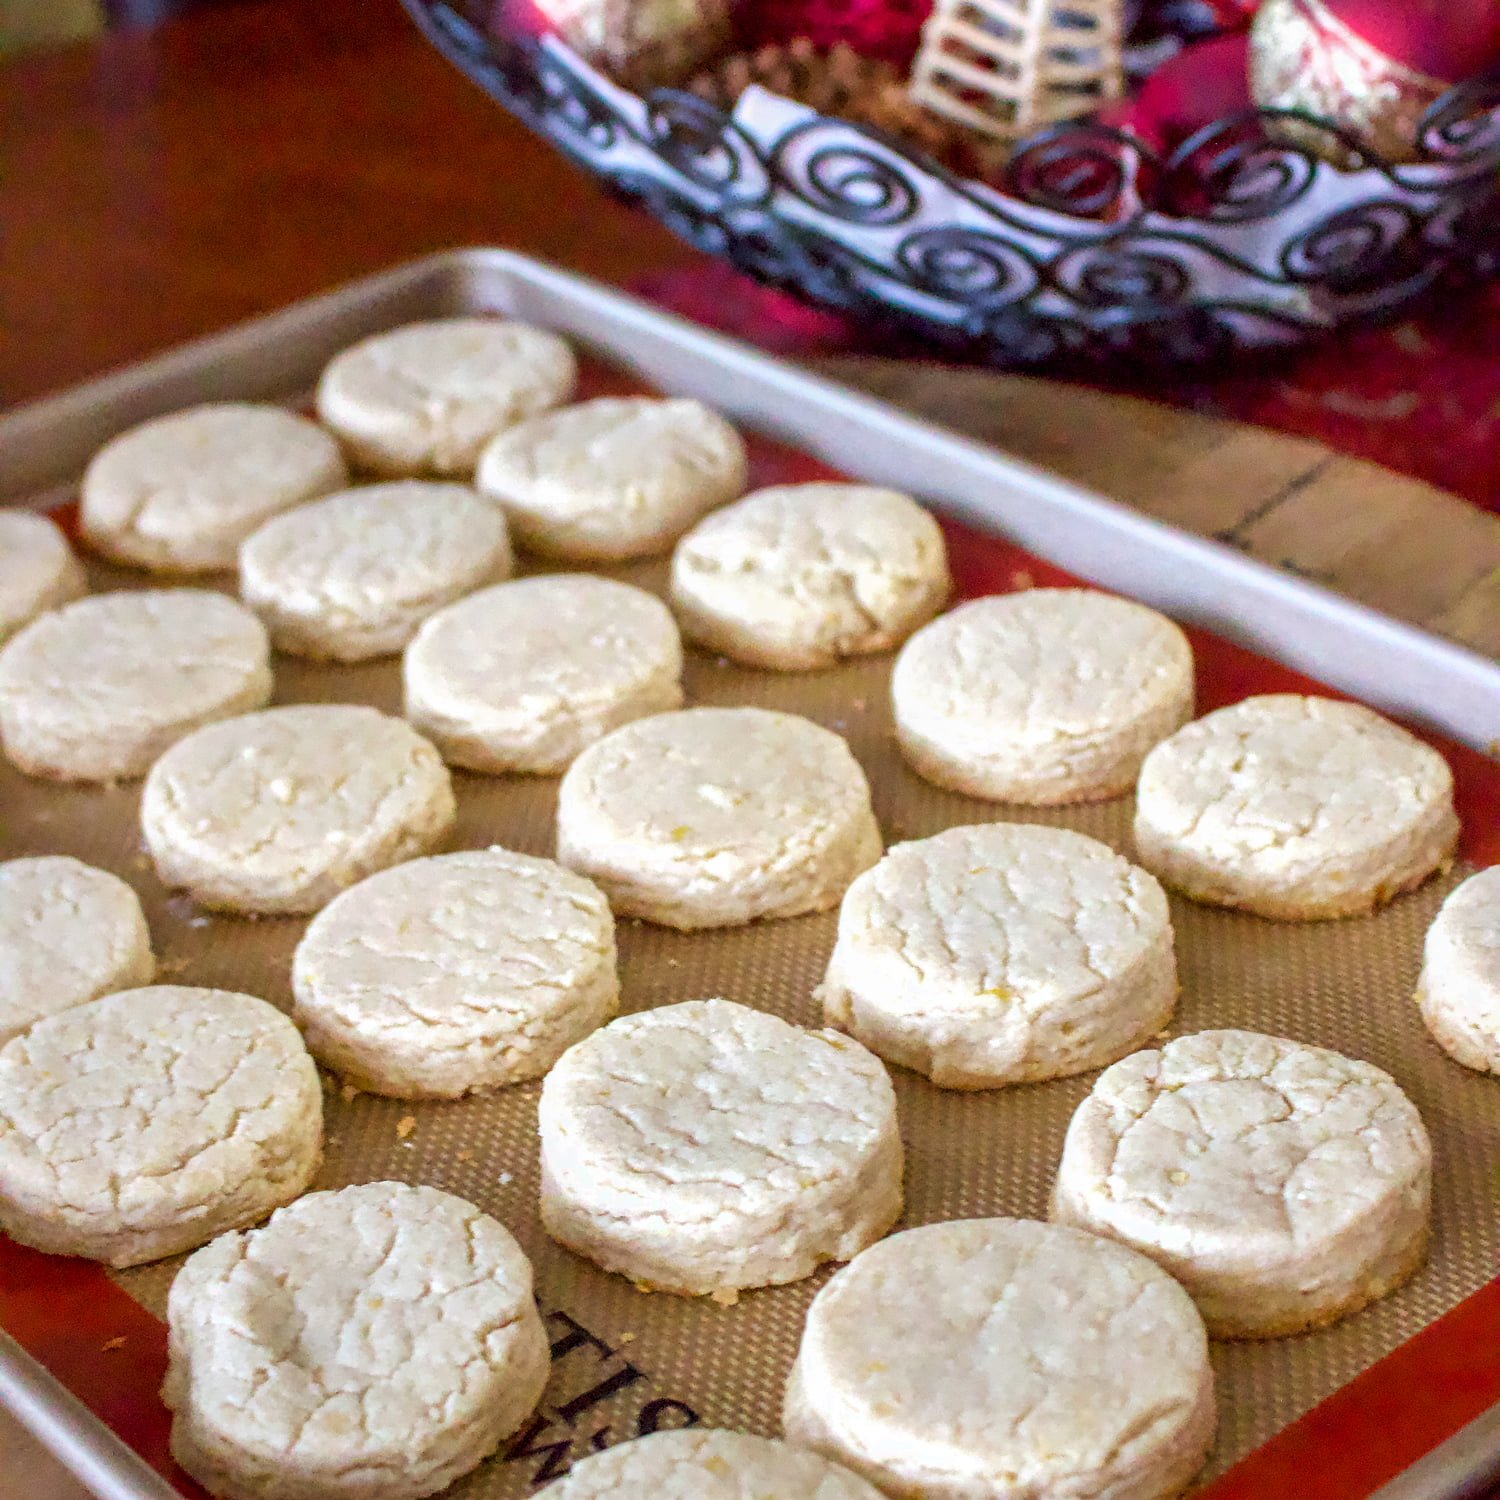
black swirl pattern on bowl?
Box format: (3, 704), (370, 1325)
(1164, 112), (1317, 223)
(770, 124), (921, 227)
(1003, 123), (1145, 222)
(896, 228), (1043, 308)
(644, 92), (768, 199)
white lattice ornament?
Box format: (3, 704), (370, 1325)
(910, 0), (1127, 143)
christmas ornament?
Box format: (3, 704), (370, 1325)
(504, 0), (734, 89)
(737, 0), (934, 70)
(909, 0), (1127, 144)
(1100, 30), (1252, 151)
(689, 39), (972, 166)
(1249, 0), (1500, 165)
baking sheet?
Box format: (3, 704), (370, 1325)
(0, 252), (1497, 1500)
(0, 542), (1493, 1497)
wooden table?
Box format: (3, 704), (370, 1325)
(2, 1), (1497, 1495)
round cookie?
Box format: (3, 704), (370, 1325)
(239, 481), (512, 661)
(784, 1219), (1215, 1500)
(670, 483), (950, 671)
(0, 512), (86, 643)
(0, 986), (321, 1267)
(556, 707), (882, 929)
(538, 998), (903, 1296)
(164, 1182), (548, 1500)
(1134, 694), (1458, 920)
(316, 317), (576, 477)
(404, 575), (683, 774)
(1052, 1029), (1432, 1339)
(142, 704), (455, 915)
(1417, 867), (1500, 1074)
(0, 589), (273, 782)
(292, 848), (618, 1098)
(80, 403), (347, 573)
(818, 823), (1177, 1090)
(544, 1430), (887, 1500)
(0, 856), (155, 1045)
(892, 588), (1194, 805)
(476, 396), (747, 561)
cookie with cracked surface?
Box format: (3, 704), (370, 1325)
(292, 847), (617, 1098)
(477, 396), (746, 561)
(0, 512), (86, 644)
(784, 1218), (1215, 1500)
(239, 481), (513, 661)
(164, 1182), (548, 1500)
(142, 704), (455, 916)
(403, 575), (683, 774)
(316, 318), (576, 478)
(1052, 1029), (1432, 1338)
(80, 404), (347, 573)
(0, 986), (321, 1267)
(1134, 694), (1457, 920)
(892, 588), (1194, 805)
(1418, 866), (1500, 1074)
(0, 856), (155, 1045)
(539, 998), (903, 1296)
(669, 483), (950, 671)
(819, 823), (1177, 1090)
(0, 589), (272, 782)
(543, 1429), (887, 1498)
(556, 706), (882, 929)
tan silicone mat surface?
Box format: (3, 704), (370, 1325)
(2, 554), (1496, 1495)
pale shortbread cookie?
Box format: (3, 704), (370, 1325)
(239, 481), (512, 661)
(1417, 867), (1500, 1074)
(545, 1429), (887, 1499)
(0, 589), (273, 782)
(80, 404), (347, 573)
(819, 824), (1177, 1090)
(316, 317), (576, 478)
(404, 575), (683, 774)
(556, 707), (882, 929)
(539, 998), (902, 1296)
(0, 856), (155, 1045)
(784, 1219), (1215, 1500)
(1134, 694), (1458, 921)
(476, 396), (747, 561)
(0, 986), (321, 1268)
(142, 705), (455, 915)
(0, 512), (86, 643)
(1052, 1030), (1432, 1339)
(893, 588), (1194, 805)
(292, 848), (618, 1098)
(670, 483), (950, 670)
(164, 1182), (549, 1500)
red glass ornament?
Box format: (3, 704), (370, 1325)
(1309, 0), (1500, 82)
(737, 0), (933, 70)
(1102, 32), (1252, 151)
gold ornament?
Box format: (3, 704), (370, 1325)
(1249, 0), (1448, 166)
(533, 0), (733, 90)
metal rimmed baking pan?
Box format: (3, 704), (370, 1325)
(0, 250), (1496, 1500)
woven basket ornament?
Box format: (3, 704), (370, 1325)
(910, 0), (1127, 142)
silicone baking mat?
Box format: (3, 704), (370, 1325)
(1, 361), (1497, 1500)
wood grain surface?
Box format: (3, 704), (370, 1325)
(816, 361), (1500, 661)
(3, 0), (1497, 1495)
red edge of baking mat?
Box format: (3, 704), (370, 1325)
(4, 368), (1498, 1499)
